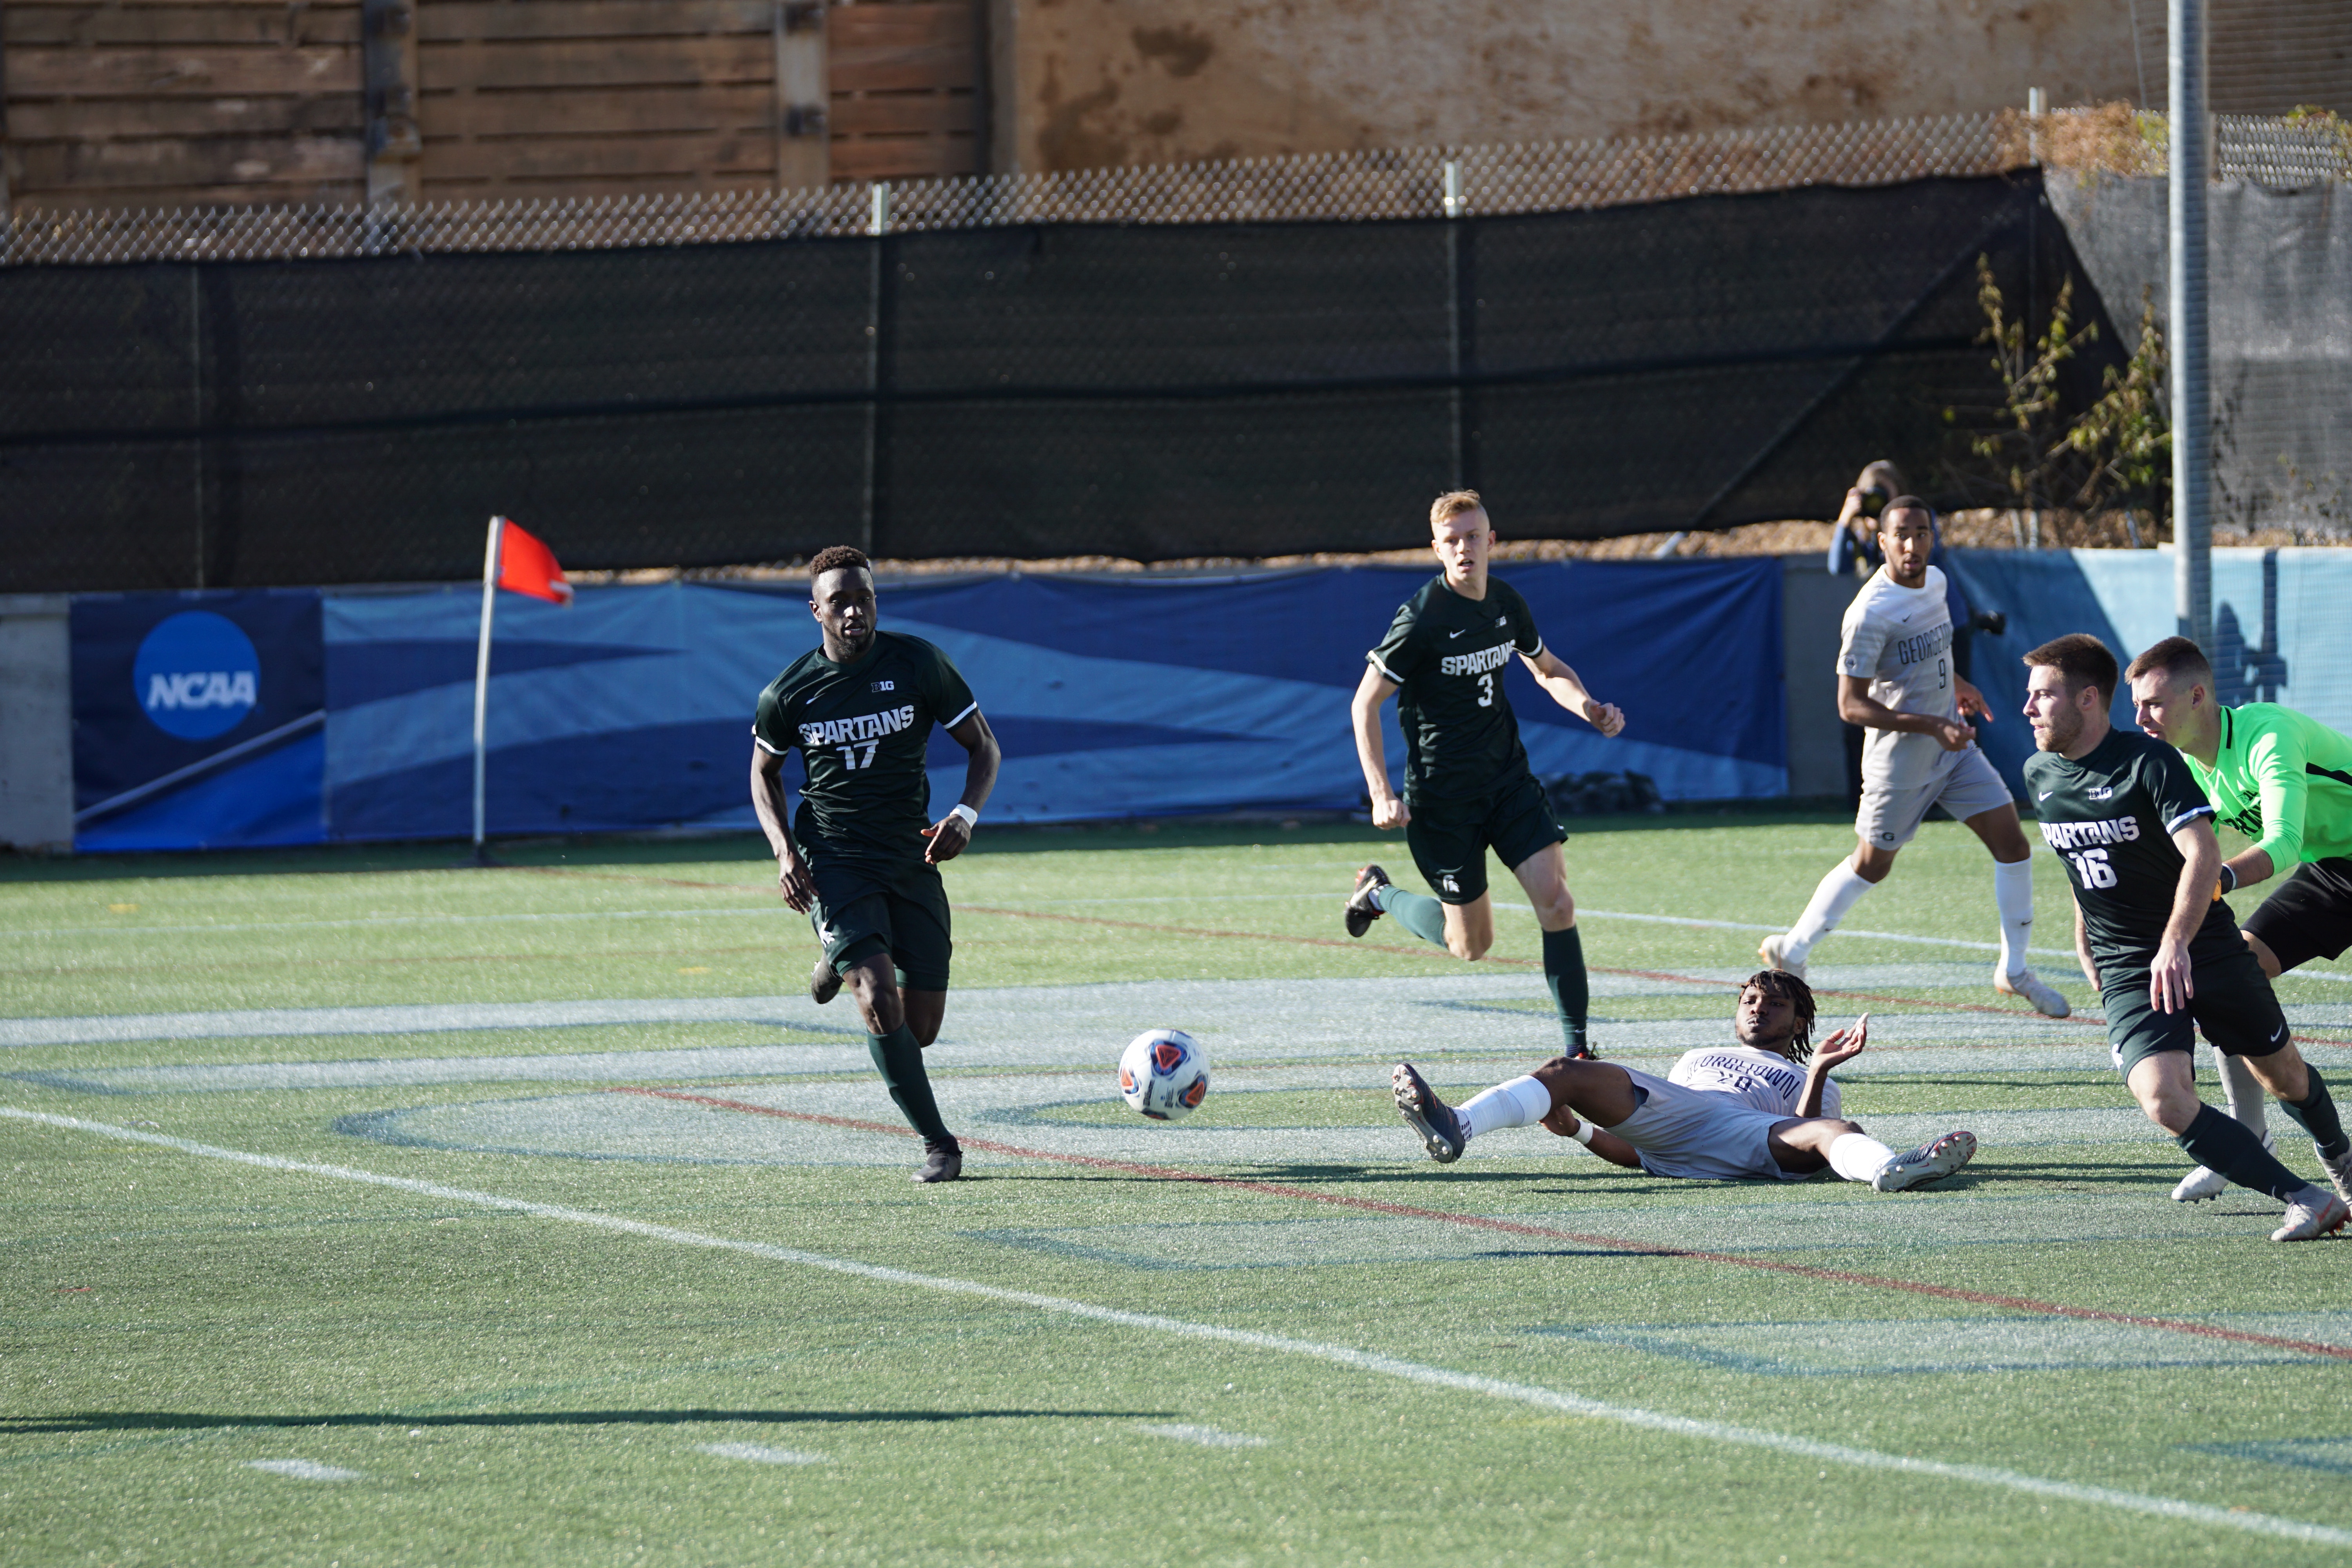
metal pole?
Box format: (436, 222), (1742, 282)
(861, 182), (889, 556)
(2169, 0), (2212, 646)
(472, 517), (502, 853)
(1443, 158), (1463, 490)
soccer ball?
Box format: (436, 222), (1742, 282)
(1118, 1029), (1209, 1121)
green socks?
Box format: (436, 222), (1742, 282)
(2277, 1069), (2350, 1160)
(2177, 1104), (2307, 1201)
(1379, 885), (1452, 948)
(1544, 924), (1589, 1056)
(867, 1024), (957, 1150)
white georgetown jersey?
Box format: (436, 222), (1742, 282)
(1666, 1044), (1838, 1119)
(1838, 564), (1959, 789)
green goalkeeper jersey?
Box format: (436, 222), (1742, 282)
(2183, 703), (2352, 869)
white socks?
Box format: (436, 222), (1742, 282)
(1993, 858), (2035, 975)
(1459, 1074), (1555, 1139)
(2218, 1050), (2269, 1138)
(1828, 1131), (1898, 1183)
(1783, 861), (1876, 964)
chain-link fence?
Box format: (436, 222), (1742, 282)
(11, 109), (2341, 589)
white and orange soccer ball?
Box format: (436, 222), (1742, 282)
(1117, 1028), (1209, 1121)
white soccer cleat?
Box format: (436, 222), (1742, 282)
(2321, 1146), (2352, 1208)
(1757, 933), (1805, 982)
(2270, 1189), (2349, 1242)
(1994, 965), (2071, 1018)
(2172, 1127), (2273, 1203)
(1872, 1130), (1976, 1192)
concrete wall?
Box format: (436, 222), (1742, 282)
(986, 0), (2148, 172)
(0, 595), (74, 853)
(1782, 556), (1865, 801)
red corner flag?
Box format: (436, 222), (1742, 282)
(494, 517), (572, 604)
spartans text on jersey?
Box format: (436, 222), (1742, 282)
(799, 705), (918, 747)
(2037, 815), (2144, 850)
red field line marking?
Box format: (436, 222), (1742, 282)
(620, 1085), (2352, 1362)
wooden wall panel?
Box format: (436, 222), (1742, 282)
(3, 0), (366, 208)
(829, 1), (979, 182)
(415, 0), (784, 199)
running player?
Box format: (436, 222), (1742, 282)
(2126, 634), (2352, 1201)
(1390, 969), (1976, 1190)
(2022, 633), (2350, 1239)
(1343, 490), (1624, 1060)
(750, 545), (1001, 1184)
(1761, 496), (2068, 1016)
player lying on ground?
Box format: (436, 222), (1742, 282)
(1345, 490), (1624, 1059)
(750, 545), (1001, 1184)
(2129, 634), (2352, 1201)
(1760, 496), (2067, 1018)
(1390, 968), (1977, 1191)
(2022, 633), (2352, 1240)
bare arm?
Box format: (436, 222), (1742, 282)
(2223, 846), (2278, 893)
(1837, 673), (1974, 752)
(920, 710), (1000, 865)
(1521, 646), (1625, 737)
(1538, 1105), (1643, 1169)
(1797, 1015), (1868, 1118)
(2150, 817), (2222, 1014)
(1350, 664), (1408, 830)
(2073, 895), (2099, 988)
(750, 746), (816, 912)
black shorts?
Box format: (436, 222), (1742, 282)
(2242, 856), (2352, 974)
(1404, 770), (1566, 906)
(806, 849), (953, 993)
(2098, 941), (2291, 1079)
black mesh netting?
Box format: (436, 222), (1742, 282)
(0, 172), (2120, 590)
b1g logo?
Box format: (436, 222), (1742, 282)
(133, 611), (260, 741)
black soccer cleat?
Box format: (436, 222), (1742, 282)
(1392, 1062), (1468, 1163)
(913, 1144), (963, 1184)
(1345, 864), (1392, 938)
(811, 952), (843, 1005)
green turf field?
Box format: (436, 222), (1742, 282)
(6, 815), (2352, 1566)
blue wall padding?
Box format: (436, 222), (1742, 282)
(76, 731), (328, 851)
(312, 561), (1788, 842)
(1945, 547), (2352, 797)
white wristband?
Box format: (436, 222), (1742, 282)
(1569, 1119), (1597, 1147)
(949, 804), (979, 829)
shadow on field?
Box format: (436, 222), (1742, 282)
(3, 1408), (1168, 1436)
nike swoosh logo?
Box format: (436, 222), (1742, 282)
(1447, 630), (1465, 639)
(2273, 1025), (2289, 1044)
(2038, 791), (2054, 800)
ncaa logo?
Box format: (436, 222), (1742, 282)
(134, 611), (260, 742)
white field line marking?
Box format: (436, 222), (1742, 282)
(1138, 1424), (1267, 1448)
(246, 1459), (362, 1481)
(697, 1443), (826, 1465)
(1499, 904), (2080, 962)
(8, 1109), (2348, 1550)
(18, 906), (781, 939)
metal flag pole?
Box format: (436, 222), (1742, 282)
(2169, 0), (2212, 646)
(470, 515), (503, 862)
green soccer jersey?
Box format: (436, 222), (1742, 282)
(752, 630), (978, 862)
(2182, 702), (2352, 870)
(1367, 575), (1546, 803)
(2024, 726), (2239, 966)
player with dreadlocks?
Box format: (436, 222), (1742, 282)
(1390, 969), (1977, 1190)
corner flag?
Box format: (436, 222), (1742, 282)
(472, 516), (571, 855)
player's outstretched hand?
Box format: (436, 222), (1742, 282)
(1540, 1104), (1581, 1139)
(1584, 700), (1626, 738)
(1954, 675), (1994, 723)
(1370, 794), (1411, 831)
(2150, 936), (2195, 1014)
(920, 815), (973, 865)
(1811, 1012), (1870, 1071)
(775, 851), (817, 913)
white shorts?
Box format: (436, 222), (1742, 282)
(1605, 1068), (1809, 1183)
(1855, 746), (2013, 852)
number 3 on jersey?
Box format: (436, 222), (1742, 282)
(1475, 671), (1494, 708)
(2067, 846), (2118, 888)
(837, 740), (881, 769)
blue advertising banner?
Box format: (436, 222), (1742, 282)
(70, 590), (325, 851)
(70, 560), (1788, 851)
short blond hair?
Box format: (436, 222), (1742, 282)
(1430, 490), (1486, 529)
